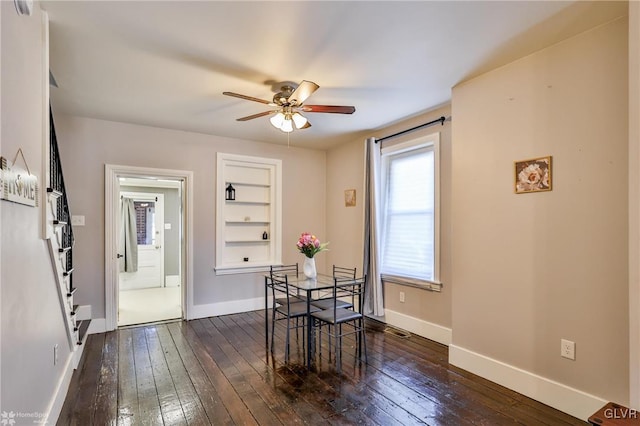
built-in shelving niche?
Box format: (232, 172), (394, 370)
(215, 153), (282, 275)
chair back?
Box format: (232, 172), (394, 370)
(270, 263), (299, 278)
(333, 265), (356, 279)
(332, 275), (366, 313)
(268, 274), (294, 308)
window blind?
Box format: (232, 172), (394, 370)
(381, 148), (435, 281)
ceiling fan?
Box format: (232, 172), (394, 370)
(223, 80), (355, 133)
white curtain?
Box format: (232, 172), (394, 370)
(119, 197), (138, 272)
(363, 137), (384, 316)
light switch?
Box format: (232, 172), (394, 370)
(164, 223), (172, 230)
(71, 215), (85, 226)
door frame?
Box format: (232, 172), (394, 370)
(105, 164), (194, 331)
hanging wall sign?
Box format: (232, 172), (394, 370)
(0, 149), (39, 207)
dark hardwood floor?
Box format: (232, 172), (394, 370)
(57, 311), (587, 425)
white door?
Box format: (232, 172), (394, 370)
(119, 192), (165, 291)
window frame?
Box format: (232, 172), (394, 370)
(379, 132), (442, 291)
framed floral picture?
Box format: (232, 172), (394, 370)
(515, 156), (552, 194)
(344, 189), (356, 207)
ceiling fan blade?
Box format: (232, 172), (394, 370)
(236, 110), (276, 121)
(223, 91), (274, 105)
(301, 105), (356, 114)
(300, 121), (312, 129)
(288, 80), (319, 106)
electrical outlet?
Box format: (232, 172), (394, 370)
(561, 339), (575, 360)
(399, 291), (405, 303)
(53, 344), (59, 366)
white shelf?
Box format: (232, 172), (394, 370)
(216, 153), (282, 275)
(227, 182), (271, 188)
(225, 200), (270, 205)
(225, 220), (270, 224)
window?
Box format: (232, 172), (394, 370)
(380, 133), (440, 287)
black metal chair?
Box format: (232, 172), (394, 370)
(311, 275), (368, 372)
(270, 263), (303, 303)
(270, 263), (299, 277)
(333, 265), (357, 279)
(269, 274), (320, 363)
(309, 265), (356, 310)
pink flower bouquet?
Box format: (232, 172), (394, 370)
(296, 233), (329, 258)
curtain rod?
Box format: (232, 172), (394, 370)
(374, 116), (448, 144)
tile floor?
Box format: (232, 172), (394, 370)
(118, 286), (181, 326)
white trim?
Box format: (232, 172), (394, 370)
(41, 10), (50, 240)
(216, 153), (282, 275)
(215, 264), (271, 275)
(93, 296), (273, 333)
(384, 309), (451, 346)
(105, 164), (194, 329)
(449, 344), (607, 421)
(44, 352), (74, 425)
(379, 132), (441, 282)
(120, 177), (182, 189)
(190, 296), (268, 320)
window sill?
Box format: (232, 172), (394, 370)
(381, 274), (443, 292)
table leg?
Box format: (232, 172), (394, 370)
(264, 276), (268, 356)
(306, 290), (313, 369)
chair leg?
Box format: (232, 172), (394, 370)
(360, 318), (368, 363)
(328, 324), (333, 362)
(270, 310), (276, 354)
(317, 321), (323, 359)
(285, 317), (291, 363)
(337, 324), (343, 373)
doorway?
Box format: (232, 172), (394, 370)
(118, 188), (179, 326)
(105, 165), (193, 331)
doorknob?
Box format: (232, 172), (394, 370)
(117, 253), (123, 258)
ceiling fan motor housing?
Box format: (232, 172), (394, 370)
(273, 85), (295, 106)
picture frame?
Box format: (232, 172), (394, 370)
(515, 156), (552, 194)
(344, 189), (356, 207)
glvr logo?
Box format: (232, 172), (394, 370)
(0, 411), (16, 425)
(604, 406), (639, 419)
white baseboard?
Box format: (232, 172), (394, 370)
(384, 309), (452, 346)
(449, 344), (607, 421)
(189, 296), (267, 320)
(44, 353), (75, 425)
(165, 275), (180, 287)
(89, 297), (267, 332)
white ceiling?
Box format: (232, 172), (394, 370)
(42, 1), (627, 150)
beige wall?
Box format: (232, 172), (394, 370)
(325, 138), (365, 274)
(53, 114), (327, 319)
(451, 16), (629, 406)
(325, 105), (453, 331)
(1, 3), (72, 417)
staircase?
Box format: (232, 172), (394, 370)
(45, 109), (90, 366)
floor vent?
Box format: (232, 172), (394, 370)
(384, 326), (411, 339)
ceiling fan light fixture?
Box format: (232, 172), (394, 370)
(270, 112), (285, 128)
(281, 117), (294, 133)
(291, 112), (308, 129)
